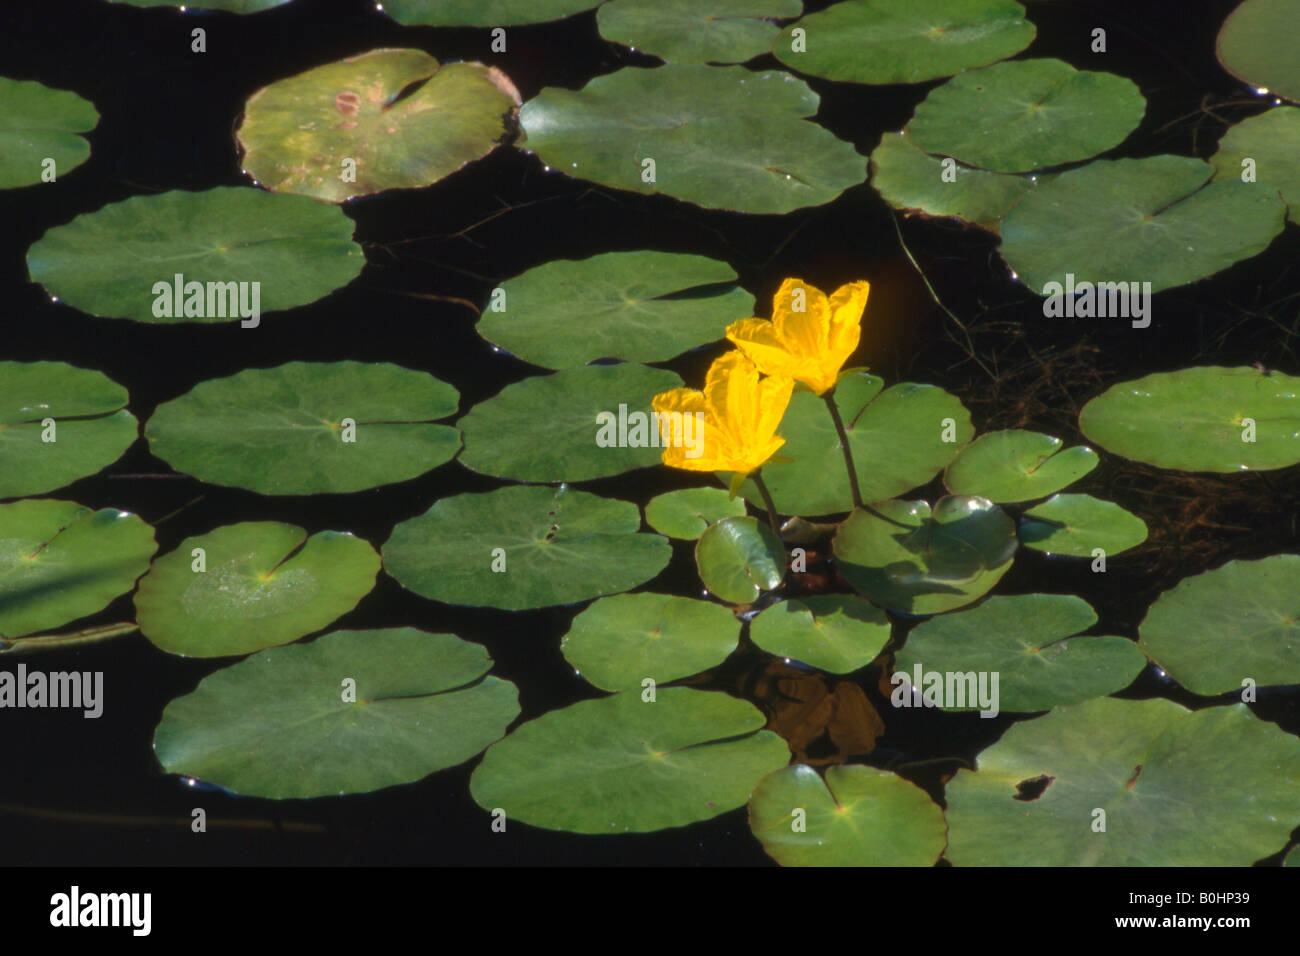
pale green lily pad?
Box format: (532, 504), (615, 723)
(598, 0), (801, 64)
(135, 522), (380, 658)
(1019, 494), (1148, 557)
(561, 593), (740, 691)
(0, 500), (156, 639)
(379, 0), (598, 26)
(773, 0), (1034, 86)
(696, 516), (785, 605)
(145, 362), (460, 495)
(0, 361), (138, 501)
(479, 251), (751, 369)
(1079, 366), (1300, 472)
(519, 65), (866, 215)
(999, 156), (1286, 294)
(749, 595), (891, 674)
(833, 496), (1017, 615)
(944, 429), (1098, 503)
(383, 484), (671, 611)
(237, 49), (518, 204)
(106, 0), (292, 9)
(749, 764), (946, 866)
(945, 698), (1300, 865)
(1210, 106), (1300, 224)
(458, 362), (682, 482)
(0, 78), (97, 190)
(644, 487), (746, 539)
(870, 132), (1032, 231)
(470, 687), (790, 834)
(153, 628), (519, 799)
(897, 594), (1146, 712)
(26, 187), (364, 323)
(909, 59), (1146, 173)
(1139, 554), (1300, 696)
(732, 372), (974, 517)
(1216, 0), (1300, 104)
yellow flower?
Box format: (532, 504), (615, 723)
(725, 277), (870, 395)
(652, 350), (793, 482)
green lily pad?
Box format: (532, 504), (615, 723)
(749, 595), (892, 674)
(944, 429), (1098, 503)
(999, 156), (1286, 294)
(379, 0), (598, 26)
(945, 698), (1300, 865)
(748, 764), (946, 866)
(107, 0), (292, 9)
(1286, 846), (1298, 866)
(1210, 106), (1300, 224)
(479, 251), (751, 369)
(644, 487), (747, 540)
(458, 362), (682, 482)
(561, 593), (740, 691)
(470, 687), (790, 833)
(26, 187), (364, 323)
(383, 484), (671, 611)
(908, 59), (1146, 173)
(237, 49), (519, 204)
(897, 594), (1146, 712)
(1019, 494), (1148, 557)
(833, 496), (1016, 615)
(1216, 0), (1300, 104)
(732, 372), (973, 517)
(0, 78), (97, 190)
(597, 0), (801, 64)
(869, 132), (1032, 231)
(1138, 554), (1300, 696)
(1079, 366), (1300, 472)
(145, 361), (460, 495)
(153, 628), (519, 799)
(695, 516), (785, 605)
(0, 499), (156, 639)
(773, 0), (1035, 86)
(519, 65), (867, 215)
(0, 361), (138, 501)
(135, 522), (380, 658)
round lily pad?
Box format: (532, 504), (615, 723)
(0, 361), (138, 501)
(0, 499), (156, 639)
(26, 187), (365, 323)
(695, 516), (786, 605)
(0, 77), (97, 190)
(833, 496), (1016, 615)
(909, 59), (1146, 173)
(1079, 366), (1300, 472)
(944, 429), (1098, 503)
(749, 595), (891, 674)
(153, 628), (519, 799)
(1210, 107), (1300, 224)
(135, 521), (381, 658)
(773, 0), (1035, 86)
(748, 764), (946, 866)
(237, 48), (519, 204)
(379, 0), (598, 26)
(145, 361), (460, 495)
(480, 251), (751, 369)
(897, 594), (1146, 712)
(945, 697), (1300, 865)
(383, 484), (671, 611)
(519, 65), (867, 215)
(469, 687), (790, 834)
(598, 0), (801, 64)
(458, 362), (682, 482)
(1139, 554), (1300, 696)
(1216, 0), (1300, 104)
(1019, 494), (1148, 557)
(561, 593), (740, 691)
(999, 155), (1286, 294)
(644, 486), (747, 540)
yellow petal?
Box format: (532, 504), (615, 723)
(827, 280), (869, 362)
(724, 318), (804, 381)
(772, 278), (831, 361)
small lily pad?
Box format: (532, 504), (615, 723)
(598, 0), (801, 64)
(644, 487), (747, 540)
(1216, 0), (1300, 104)
(695, 516), (786, 605)
(1210, 106), (1300, 224)
(749, 595), (892, 674)
(1019, 494), (1147, 557)
(0, 77), (97, 190)
(153, 628), (519, 799)
(379, 0), (599, 26)
(135, 522), (381, 658)
(944, 429), (1098, 503)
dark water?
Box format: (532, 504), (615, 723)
(1, 0), (1298, 865)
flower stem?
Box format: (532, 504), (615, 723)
(0, 621), (139, 656)
(822, 389), (864, 510)
(751, 471), (782, 538)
